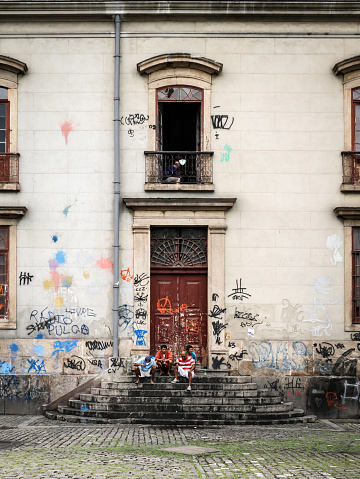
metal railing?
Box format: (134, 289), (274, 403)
(342, 151), (360, 185)
(0, 153), (19, 183)
(145, 151), (213, 185)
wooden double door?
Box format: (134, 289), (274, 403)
(150, 271), (208, 366)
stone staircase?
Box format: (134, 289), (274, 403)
(44, 372), (316, 426)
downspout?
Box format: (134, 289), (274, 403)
(113, 14), (121, 357)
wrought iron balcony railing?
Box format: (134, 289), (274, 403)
(0, 153), (20, 185)
(145, 151), (213, 185)
(342, 151), (360, 185)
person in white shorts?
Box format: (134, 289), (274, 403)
(172, 349), (195, 391)
(134, 356), (156, 384)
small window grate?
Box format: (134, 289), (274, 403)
(157, 87), (202, 102)
(151, 228), (207, 267)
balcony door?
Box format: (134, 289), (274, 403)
(150, 227), (208, 367)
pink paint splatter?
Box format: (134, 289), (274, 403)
(60, 120), (75, 145)
(96, 255), (113, 270)
(50, 271), (63, 293)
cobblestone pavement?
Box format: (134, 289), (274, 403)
(0, 416), (359, 478)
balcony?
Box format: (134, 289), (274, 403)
(0, 153), (20, 191)
(144, 151), (214, 191)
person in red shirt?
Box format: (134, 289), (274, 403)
(172, 349), (195, 391)
(154, 344), (173, 376)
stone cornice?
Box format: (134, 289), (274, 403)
(1, 1), (360, 19)
(0, 55), (27, 75)
(334, 206), (360, 220)
(137, 54), (222, 76)
(123, 197), (236, 211)
(0, 206), (27, 219)
(333, 55), (360, 76)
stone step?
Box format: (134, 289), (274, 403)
(56, 405), (305, 422)
(101, 382), (257, 391)
(45, 410), (317, 426)
(101, 376), (251, 386)
(91, 387), (260, 398)
(69, 399), (294, 414)
(80, 393), (283, 405)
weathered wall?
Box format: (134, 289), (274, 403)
(0, 16), (359, 416)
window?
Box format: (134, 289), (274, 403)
(334, 206), (360, 330)
(0, 55), (27, 191)
(0, 227), (9, 320)
(137, 53), (222, 191)
(0, 207), (27, 330)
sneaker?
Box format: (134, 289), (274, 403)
(187, 386), (191, 391)
(171, 378), (179, 383)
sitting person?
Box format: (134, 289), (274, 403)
(186, 344), (197, 372)
(154, 344), (173, 376)
(171, 349), (195, 391)
(163, 160), (181, 183)
(134, 355), (156, 385)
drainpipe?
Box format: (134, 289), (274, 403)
(113, 14), (121, 357)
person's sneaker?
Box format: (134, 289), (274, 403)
(187, 385), (191, 391)
(171, 378), (179, 383)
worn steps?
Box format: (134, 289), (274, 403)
(44, 373), (316, 426)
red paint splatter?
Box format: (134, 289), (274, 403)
(60, 120), (75, 145)
(96, 255), (113, 270)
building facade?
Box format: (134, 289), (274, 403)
(0, 0), (360, 417)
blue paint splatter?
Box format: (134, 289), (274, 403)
(55, 250), (66, 264)
(33, 344), (44, 356)
(35, 333), (44, 339)
(51, 234), (59, 243)
(10, 343), (19, 353)
(63, 205), (71, 216)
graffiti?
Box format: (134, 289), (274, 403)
(0, 376), (49, 402)
(212, 355), (226, 370)
(228, 350), (248, 361)
(332, 349), (358, 376)
(149, 124), (156, 130)
(281, 299), (306, 323)
(211, 115), (234, 130)
(118, 304), (134, 332)
(157, 297), (187, 314)
(108, 357), (125, 373)
(228, 279), (251, 301)
(209, 305), (226, 320)
(326, 234), (343, 266)
(128, 129), (134, 137)
(212, 320), (228, 346)
(88, 359), (103, 368)
(64, 355), (86, 371)
(185, 318), (200, 338)
(212, 293), (219, 302)
(51, 340), (78, 359)
(134, 329), (147, 346)
(121, 268), (134, 282)
(85, 340), (113, 351)
(234, 308), (263, 328)
(27, 308), (89, 337)
(284, 377), (304, 396)
(27, 359), (46, 375)
(326, 392), (347, 410)
(134, 273), (149, 287)
(228, 341), (236, 348)
(301, 276), (341, 337)
(351, 332), (360, 341)
(264, 378), (285, 396)
(220, 144), (232, 163)
(134, 292), (148, 307)
(0, 361), (15, 374)
(319, 359), (333, 376)
(135, 308), (147, 321)
(120, 113), (149, 126)
(19, 272), (33, 285)
(314, 342), (335, 358)
(249, 341), (308, 371)
(335, 343), (345, 350)
(342, 380), (359, 400)
(65, 308), (96, 317)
